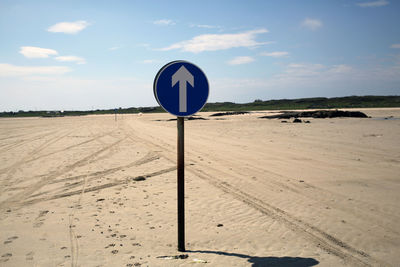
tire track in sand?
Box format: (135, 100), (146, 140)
(0, 129), (59, 153)
(0, 129), (75, 192)
(123, 120), (384, 267)
(21, 130), (116, 166)
(186, 141), (400, 236)
(0, 136), (127, 212)
(191, 167), (381, 267)
(63, 156), (174, 267)
(23, 165), (176, 206)
(24, 152), (163, 204)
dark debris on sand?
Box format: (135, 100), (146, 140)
(154, 116), (207, 121)
(156, 254), (189, 259)
(259, 110), (368, 119)
(209, 111), (250, 117)
(132, 176), (146, 182)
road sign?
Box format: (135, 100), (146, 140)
(154, 60), (209, 117)
(153, 61), (209, 252)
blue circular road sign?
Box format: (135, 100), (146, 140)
(154, 60), (209, 117)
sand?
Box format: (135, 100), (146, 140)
(0, 108), (399, 266)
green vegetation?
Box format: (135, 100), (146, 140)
(202, 95), (400, 111)
(1, 95), (399, 118)
(0, 107), (163, 118)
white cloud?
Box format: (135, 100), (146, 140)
(391, 44), (400, 49)
(137, 43), (150, 48)
(109, 46), (121, 51)
(153, 19), (175, 26)
(282, 63), (353, 77)
(19, 46), (58, 58)
(140, 59), (159, 64)
(284, 63), (327, 76)
(329, 64), (353, 73)
(190, 24), (220, 29)
(47, 20), (89, 34)
(261, 51), (289, 58)
(159, 29), (269, 53)
(357, 0), (389, 7)
(302, 18), (323, 31)
(0, 63), (71, 76)
(55, 56), (86, 64)
(228, 56), (255, 65)
(0, 76), (154, 111)
(211, 60), (400, 103)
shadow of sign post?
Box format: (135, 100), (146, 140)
(187, 250), (319, 267)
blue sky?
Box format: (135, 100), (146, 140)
(1, 0), (399, 111)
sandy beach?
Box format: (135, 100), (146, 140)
(0, 108), (399, 266)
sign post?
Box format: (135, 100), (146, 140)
(177, 116), (185, 251)
(154, 60), (209, 252)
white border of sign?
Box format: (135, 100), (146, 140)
(153, 60), (209, 117)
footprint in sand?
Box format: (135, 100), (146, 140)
(25, 251), (34, 261)
(4, 236), (18, 245)
(1, 253), (12, 262)
(33, 210), (49, 228)
(105, 244), (116, 249)
(33, 222), (44, 228)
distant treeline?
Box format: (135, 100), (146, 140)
(1, 95), (399, 118)
(202, 95), (400, 111)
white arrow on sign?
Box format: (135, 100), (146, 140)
(172, 66), (194, 113)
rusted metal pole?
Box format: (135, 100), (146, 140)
(177, 116), (185, 252)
